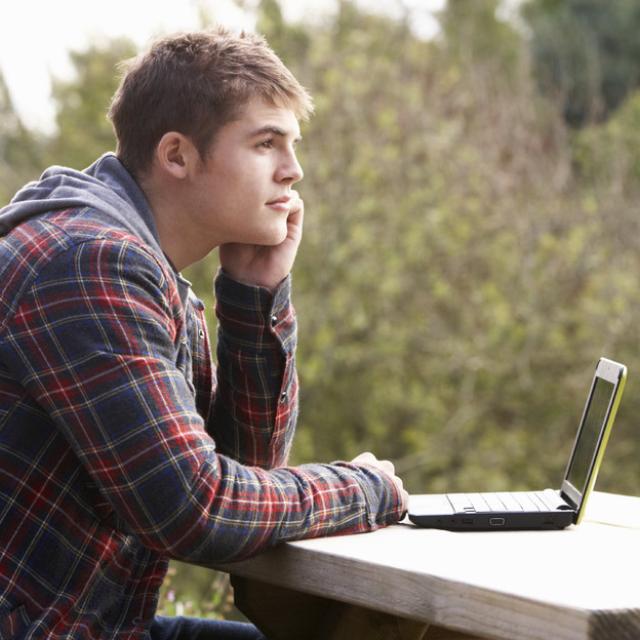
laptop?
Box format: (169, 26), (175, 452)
(408, 357), (627, 530)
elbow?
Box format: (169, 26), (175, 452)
(134, 458), (277, 565)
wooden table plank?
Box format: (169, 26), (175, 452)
(216, 492), (640, 640)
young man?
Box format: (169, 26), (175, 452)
(0, 28), (407, 639)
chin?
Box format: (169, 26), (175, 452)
(257, 225), (288, 246)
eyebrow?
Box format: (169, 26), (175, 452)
(250, 125), (302, 143)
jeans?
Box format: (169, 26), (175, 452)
(150, 615), (267, 640)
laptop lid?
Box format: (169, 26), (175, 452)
(560, 357), (627, 524)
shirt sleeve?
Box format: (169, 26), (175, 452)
(208, 269), (297, 469)
(0, 238), (404, 563)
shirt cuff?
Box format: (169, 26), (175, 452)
(334, 462), (406, 529)
(214, 269), (296, 355)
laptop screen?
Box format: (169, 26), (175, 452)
(565, 378), (615, 496)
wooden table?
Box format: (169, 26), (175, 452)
(216, 492), (640, 640)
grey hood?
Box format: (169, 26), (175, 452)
(0, 153), (163, 258)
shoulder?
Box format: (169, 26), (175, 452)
(0, 207), (179, 330)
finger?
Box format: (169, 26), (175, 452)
(289, 189), (301, 205)
(285, 190), (302, 213)
(287, 197), (304, 224)
(378, 459), (395, 477)
(400, 489), (410, 514)
(351, 451), (377, 465)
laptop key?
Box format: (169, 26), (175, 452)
(409, 494), (456, 515)
(529, 491), (553, 511)
(470, 493), (492, 513)
(512, 492), (541, 511)
(448, 493), (475, 514)
(493, 492), (524, 512)
(537, 489), (570, 511)
(483, 493), (507, 512)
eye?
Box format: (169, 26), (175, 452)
(258, 138), (274, 149)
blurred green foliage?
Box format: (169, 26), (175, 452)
(523, 0), (640, 126)
(1, 0), (639, 621)
(49, 38), (138, 169)
(0, 75), (45, 203)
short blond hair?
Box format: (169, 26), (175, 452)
(108, 27), (313, 176)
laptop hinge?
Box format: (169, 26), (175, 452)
(560, 487), (579, 510)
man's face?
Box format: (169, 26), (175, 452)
(189, 97), (304, 246)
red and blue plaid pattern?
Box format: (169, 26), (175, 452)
(0, 207), (403, 638)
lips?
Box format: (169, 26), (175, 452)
(266, 195), (292, 213)
(266, 195), (291, 205)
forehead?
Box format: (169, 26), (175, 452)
(227, 97), (301, 139)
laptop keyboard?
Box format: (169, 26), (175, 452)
(448, 490), (566, 514)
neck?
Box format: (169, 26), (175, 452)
(139, 176), (220, 272)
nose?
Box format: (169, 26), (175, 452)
(276, 149), (304, 185)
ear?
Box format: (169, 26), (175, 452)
(155, 132), (199, 179)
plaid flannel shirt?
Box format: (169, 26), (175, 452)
(0, 206), (403, 639)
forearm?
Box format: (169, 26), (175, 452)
(132, 452), (405, 564)
(208, 269), (298, 468)
(165, 456), (402, 564)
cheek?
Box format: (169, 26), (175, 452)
(204, 154), (272, 213)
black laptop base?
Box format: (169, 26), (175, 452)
(408, 510), (575, 531)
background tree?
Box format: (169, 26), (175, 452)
(0, 72), (43, 203)
(522, 0), (640, 126)
(47, 37), (136, 169)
